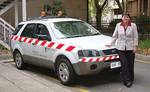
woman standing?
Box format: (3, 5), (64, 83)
(106, 12), (138, 88)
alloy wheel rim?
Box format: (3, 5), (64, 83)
(58, 62), (69, 82)
(15, 53), (22, 67)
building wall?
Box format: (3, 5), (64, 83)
(127, 0), (150, 17)
(62, 0), (87, 21)
(127, 1), (138, 17)
(1, 0), (87, 27)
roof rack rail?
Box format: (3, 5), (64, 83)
(27, 16), (80, 21)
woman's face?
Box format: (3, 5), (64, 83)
(122, 15), (130, 24)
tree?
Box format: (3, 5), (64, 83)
(43, 0), (66, 16)
(115, 0), (127, 13)
(88, 0), (96, 23)
(51, 0), (66, 16)
(94, 0), (108, 30)
(43, 4), (52, 15)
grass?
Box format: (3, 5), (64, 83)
(138, 39), (150, 55)
(139, 39), (150, 49)
(0, 44), (8, 50)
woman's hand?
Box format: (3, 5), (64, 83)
(133, 46), (138, 53)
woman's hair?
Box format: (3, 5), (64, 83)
(122, 12), (131, 19)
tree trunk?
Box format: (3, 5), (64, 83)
(94, 0), (108, 31)
(115, 0), (123, 12)
(96, 10), (102, 30)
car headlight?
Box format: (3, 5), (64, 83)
(78, 50), (100, 58)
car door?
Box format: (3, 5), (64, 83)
(32, 23), (54, 68)
(20, 23), (36, 62)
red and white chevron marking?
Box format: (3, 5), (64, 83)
(79, 55), (119, 62)
(11, 35), (77, 52)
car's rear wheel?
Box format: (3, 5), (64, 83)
(14, 51), (26, 69)
(56, 58), (75, 85)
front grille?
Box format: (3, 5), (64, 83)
(102, 49), (118, 55)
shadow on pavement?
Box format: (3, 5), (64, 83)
(10, 63), (121, 87)
(75, 70), (121, 87)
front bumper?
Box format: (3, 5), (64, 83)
(73, 58), (120, 75)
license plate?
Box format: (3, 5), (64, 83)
(110, 62), (121, 69)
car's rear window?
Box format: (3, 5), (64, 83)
(12, 24), (24, 35)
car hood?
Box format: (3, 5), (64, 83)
(58, 35), (114, 50)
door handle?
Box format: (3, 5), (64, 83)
(19, 40), (23, 43)
(45, 47), (49, 52)
(32, 43), (36, 45)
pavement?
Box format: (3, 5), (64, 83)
(135, 53), (150, 62)
(0, 61), (78, 92)
(0, 53), (149, 92)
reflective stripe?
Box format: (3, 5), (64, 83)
(48, 42), (55, 48)
(56, 43), (64, 49)
(79, 55), (119, 62)
(41, 40), (47, 46)
(11, 35), (77, 52)
(66, 46), (75, 52)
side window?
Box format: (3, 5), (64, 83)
(13, 24), (24, 35)
(36, 24), (50, 36)
(35, 24), (51, 41)
(21, 24), (36, 38)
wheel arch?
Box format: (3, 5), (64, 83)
(54, 54), (77, 75)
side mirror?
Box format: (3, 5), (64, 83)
(37, 35), (51, 41)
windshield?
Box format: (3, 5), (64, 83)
(51, 21), (101, 39)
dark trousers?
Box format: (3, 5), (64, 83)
(118, 50), (135, 83)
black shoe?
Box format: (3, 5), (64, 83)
(126, 82), (132, 88)
(123, 82), (127, 86)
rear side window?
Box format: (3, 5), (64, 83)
(12, 25), (24, 35)
(36, 24), (50, 36)
(21, 24), (36, 38)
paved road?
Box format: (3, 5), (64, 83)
(0, 59), (150, 92)
(75, 60), (150, 92)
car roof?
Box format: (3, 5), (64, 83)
(18, 17), (81, 25)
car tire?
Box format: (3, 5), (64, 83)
(56, 58), (75, 85)
(14, 51), (26, 69)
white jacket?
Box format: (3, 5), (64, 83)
(111, 22), (138, 51)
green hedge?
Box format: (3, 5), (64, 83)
(139, 39), (150, 49)
(0, 44), (7, 50)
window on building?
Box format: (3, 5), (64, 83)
(140, 0), (142, 12)
(143, 0), (148, 14)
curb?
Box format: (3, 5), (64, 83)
(135, 53), (150, 62)
(0, 55), (13, 61)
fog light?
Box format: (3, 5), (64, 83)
(90, 64), (97, 70)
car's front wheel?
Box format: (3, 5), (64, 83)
(14, 51), (26, 69)
(56, 58), (75, 85)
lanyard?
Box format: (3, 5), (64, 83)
(123, 26), (128, 50)
(123, 26), (128, 32)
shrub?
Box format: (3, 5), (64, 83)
(139, 39), (150, 49)
(0, 44), (7, 50)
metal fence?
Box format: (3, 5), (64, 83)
(0, 17), (14, 48)
(89, 22), (150, 39)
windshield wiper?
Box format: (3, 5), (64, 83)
(61, 33), (101, 39)
(66, 35), (85, 38)
(93, 33), (101, 35)
(82, 33), (100, 36)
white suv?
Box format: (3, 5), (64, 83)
(10, 17), (121, 85)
